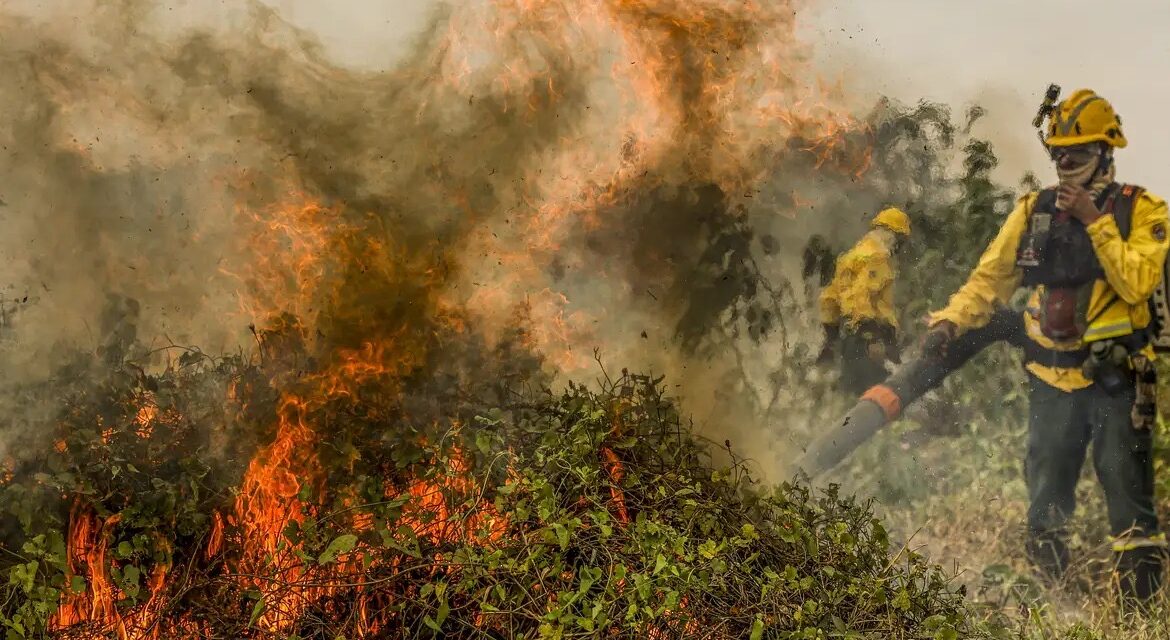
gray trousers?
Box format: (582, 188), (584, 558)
(838, 330), (889, 397)
(1025, 374), (1158, 541)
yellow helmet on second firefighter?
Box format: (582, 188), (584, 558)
(872, 207), (911, 236)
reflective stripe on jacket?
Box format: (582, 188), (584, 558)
(929, 188), (1169, 391)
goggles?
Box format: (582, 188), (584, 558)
(1048, 145), (1100, 164)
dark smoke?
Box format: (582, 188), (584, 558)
(0, 0), (1003, 480)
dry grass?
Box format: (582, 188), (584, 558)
(853, 421), (1170, 640)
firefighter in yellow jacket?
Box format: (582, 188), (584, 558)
(926, 89), (1169, 600)
(818, 207), (911, 396)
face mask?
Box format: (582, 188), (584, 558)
(1056, 153), (1100, 188)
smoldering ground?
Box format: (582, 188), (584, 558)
(0, 0), (988, 480)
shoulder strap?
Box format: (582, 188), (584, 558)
(1109, 183), (1144, 239)
(1083, 184), (1143, 329)
(1031, 188), (1058, 216)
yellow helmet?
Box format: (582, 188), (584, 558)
(1045, 89), (1127, 148)
(872, 207), (910, 236)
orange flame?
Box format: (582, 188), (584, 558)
(51, 508), (170, 639)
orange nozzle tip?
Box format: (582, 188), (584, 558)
(860, 384), (902, 421)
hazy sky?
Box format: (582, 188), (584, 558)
(809, 0), (1170, 191)
(9, 0), (1169, 191)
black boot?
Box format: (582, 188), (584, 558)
(1115, 546), (1165, 603)
(1025, 531), (1069, 583)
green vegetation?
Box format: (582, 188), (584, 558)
(0, 334), (979, 638)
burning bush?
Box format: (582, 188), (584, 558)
(0, 307), (982, 639)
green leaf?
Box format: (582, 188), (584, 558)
(122, 564), (141, 599)
(423, 615), (441, 632)
(698, 539), (718, 560)
(117, 541), (133, 559)
(552, 523), (570, 551)
(664, 590), (679, 610)
(749, 617), (765, 640)
(249, 598), (267, 627)
(892, 588), (912, 611)
(9, 561), (37, 593)
(475, 431), (493, 455)
(318, 534), (359, 565)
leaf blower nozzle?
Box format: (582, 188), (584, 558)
(794, 309), (1023, 478)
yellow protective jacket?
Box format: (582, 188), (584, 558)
(930, 187), (1169, 391)
(820, 230), (898, 331)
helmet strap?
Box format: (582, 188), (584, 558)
(1086, 146), (1117, 197)
(1095, 145), (1113, 179)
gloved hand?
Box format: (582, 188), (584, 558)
(884, 335), (902, 364)
(859, 322), (898, 365)
(922, 320), (957, 358)
(815, 324), (839, 364)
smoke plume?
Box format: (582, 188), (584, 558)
(0, 0), (984, 481)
